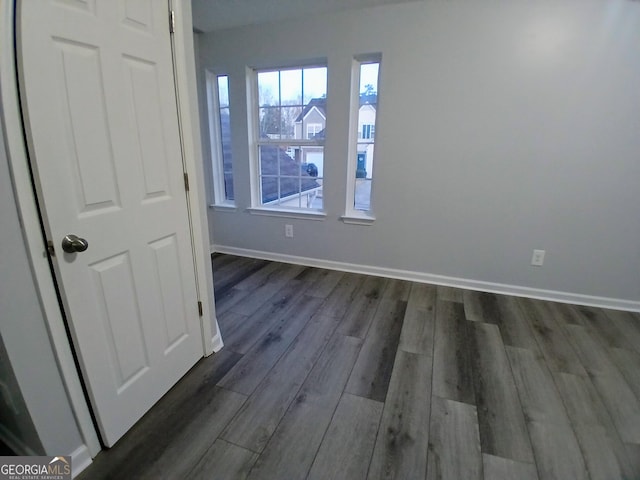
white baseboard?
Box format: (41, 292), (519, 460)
(0, 425), (93, 478)
(212, 244), (640, 313)
(70, 444), (92, 478)
(210, 331), (224, 353)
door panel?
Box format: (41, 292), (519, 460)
(123, 56), (172, 200)
(53, 39), (121, 213)
(149, 234), (190, 350)
(90, 252), (149, 390)
(121, 0), (154, 32)
(54, 0), (96, 15)
(19, 0), (203, 446)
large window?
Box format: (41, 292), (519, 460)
(206, 72), (234, 204)
(254, 65), (327, 210)
(348, 58), (380, 215)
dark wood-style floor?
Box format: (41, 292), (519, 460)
(79, 254), (640, 480)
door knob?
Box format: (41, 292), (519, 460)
(61, 234), (89, 253)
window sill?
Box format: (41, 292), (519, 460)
(340, 212), (376, 225)
(247, 207), (326, 221)
(209, 203), (237, 212)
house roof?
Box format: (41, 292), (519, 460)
(294, 97), (326, 122)
(360, 93), (377, 107)
(259, 143), (319, 203)
(294, 93), (376, 125)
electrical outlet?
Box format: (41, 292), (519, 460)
(531, 249), (545, 266)
(285, 224), (294, 238)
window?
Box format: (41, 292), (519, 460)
(253, 65), (327, 210)
(346, 58), (380, 217)
(361, 124), (375, 139)
(206, 72), (234, 204)
(307, 123), (323, 139)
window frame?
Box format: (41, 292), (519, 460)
(306, 123), (323, 139)
(342, 54), (381, 225)
(248, 63), (328, 215)
(205, 70), (235, 208)
(361, 124), (375, 140)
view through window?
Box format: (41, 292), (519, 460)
(207, 73), (234, 203)
(256, 66), (327, 210)
(217, 76), (233, 201)
(354, 61), (379, 212)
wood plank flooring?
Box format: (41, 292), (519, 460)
(78, 254), (640, 480)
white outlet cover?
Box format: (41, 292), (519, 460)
(531, 249), (545, 266)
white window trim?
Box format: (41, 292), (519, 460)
(248, 64), (327, 214)
(340, 212), (376, 225)
(343, 54), (381, 223)
(211, 204), (237, 212)
(205, 70), (234, 207)
(247, 207), (327, 220)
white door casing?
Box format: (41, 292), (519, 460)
(19, 0), (204, 447)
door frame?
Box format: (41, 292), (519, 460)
(1, 0), (221, 463)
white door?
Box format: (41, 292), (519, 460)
(19, 0), (203, 447)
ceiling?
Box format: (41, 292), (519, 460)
(191, 0), (420, 32)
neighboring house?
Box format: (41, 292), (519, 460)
(294, 97), (327, 141)
(291, 94), (377, 180)
(356, 94), (377, 179)
(293, 97), (326, 178)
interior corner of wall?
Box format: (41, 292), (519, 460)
(210, 329), (224, 354)
(70, 444), (93, 479)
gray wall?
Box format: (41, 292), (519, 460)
(197, 0), (640, 303)
(0, 334), (42, 454)
(0, 107), (85, 456)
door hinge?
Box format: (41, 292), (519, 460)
(197, 301), (203, 316)
(47, 240), (55, 257)
(183, 172), (189, 191)
(169, 9), (175, 34)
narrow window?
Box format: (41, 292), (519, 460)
(206, 72), (234, 204)
(351, 59), (380, 214)
(253, 65), (327, 210)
